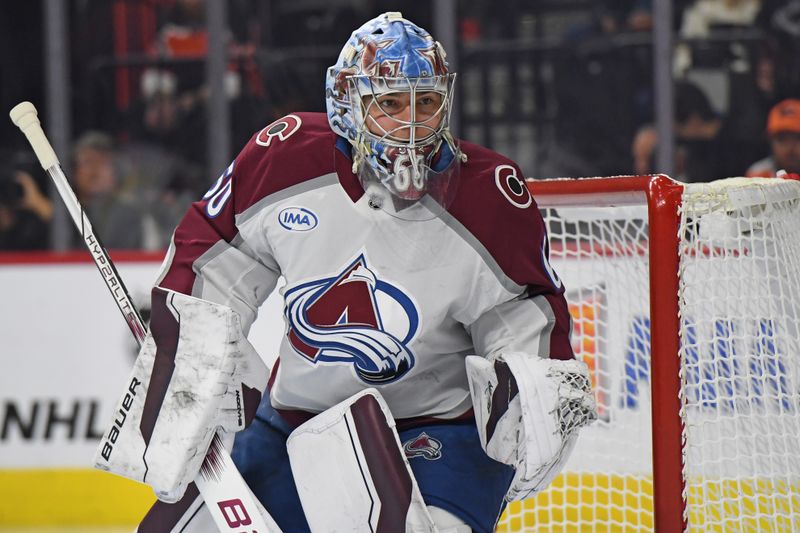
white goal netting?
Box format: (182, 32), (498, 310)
(496, 176), (800, 532)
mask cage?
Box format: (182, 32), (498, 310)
(347, 74), (457, 153)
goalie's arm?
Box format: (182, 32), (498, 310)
(156, 136), (281, 333)
(94, 138), (281, 504)
(93, 288), (269, 503)
(466, 291), (597, 501)
(468, 289), (574, 363)
(456, 168), (596, 501)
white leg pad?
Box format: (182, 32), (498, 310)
(287, 388), (438, 532)
(428, 506), (472, 532)
(135, 488), (210, 532)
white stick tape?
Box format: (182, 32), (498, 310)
(9, 101), (60, 170)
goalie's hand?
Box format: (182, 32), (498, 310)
(93, 288), (268, 502)
(466, 353), (597, 501)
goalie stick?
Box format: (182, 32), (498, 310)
(10, 101), (281, 533)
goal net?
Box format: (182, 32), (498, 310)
(496, 175), (800, 532)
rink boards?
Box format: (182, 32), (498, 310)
(0, 253), (283, 526)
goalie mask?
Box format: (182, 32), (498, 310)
(326, 12), (461, 219)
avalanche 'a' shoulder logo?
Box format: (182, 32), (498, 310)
(285, 255), (419, 384)
(256, 114), (301, 147)
(495, 164), (532, 209)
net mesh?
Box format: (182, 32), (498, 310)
(679, 178), (800, 531)
(495, 177), (800, 532)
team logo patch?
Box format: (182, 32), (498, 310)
(285, 254), (419, 384)
(278, 206), (318, 232)
(402, 432), (443, 460)
(495, 164), (532, 209)
(256, 114), (302, 147)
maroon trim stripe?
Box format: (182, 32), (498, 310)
(350, 394), (412, 533)
(242, 384), (262, 426)
(544, 293), (575, 361)
(139, 288), (180, 447)
(485, 360), (519, 443)
(276, 404), (475, 433)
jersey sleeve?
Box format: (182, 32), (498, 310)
(468, 290), (573, 361)
(456, 157), (574, 362)
(154, 136), (281, 334)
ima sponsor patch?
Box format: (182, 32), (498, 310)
(402, 432), (443, 460)
(278, 206), (318, 232)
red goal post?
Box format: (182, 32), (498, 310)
(494, 175), (800, 532)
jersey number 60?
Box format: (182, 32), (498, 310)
(203, 161), (235, 218)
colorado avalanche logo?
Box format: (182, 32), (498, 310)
(285, 255), (419, 384)
(402, 432), (443, 460)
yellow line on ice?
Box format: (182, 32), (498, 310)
(0, 469), (154, 526)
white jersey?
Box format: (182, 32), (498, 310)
(155, 112), (573, 426)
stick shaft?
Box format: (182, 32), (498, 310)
(10, 100), (147, 344)
(45, 165), (148, 345)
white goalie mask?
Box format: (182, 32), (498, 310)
(326, 12), (462, 220)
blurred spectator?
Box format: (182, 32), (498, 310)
(71, 132), (144, 250)
(632, 125), (660, 176)
(121, 140), (202, 250)
(142, 70), (181, 138)
(633, 81), (751, 181)
(680, 0), (761, 38)
(746, 98), (800, 176)
(157, 0), (207, 63)
(765, 0), (800, 98)
(127, 68), (207, 166)
(563, 0), (654, 41)
(674, 0), (762, 77)
(724, 39), (779, 150)
(131, 0), (269, 166)
(124, 69), (224, 249)
(543, 0), (655, 178)
(0, 152), (52, 251)
(596, 0), (654, 34)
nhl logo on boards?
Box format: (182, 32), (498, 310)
(402, 432), (443, 460)
(278, 206), (318, 232)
